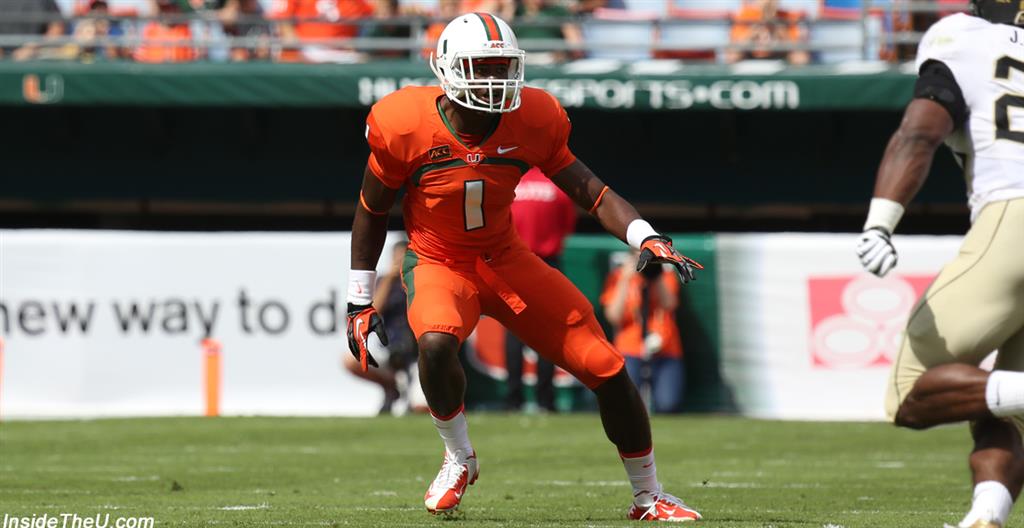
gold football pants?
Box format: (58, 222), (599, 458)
(885, 199), (1024, 423)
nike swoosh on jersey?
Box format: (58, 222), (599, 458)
(497, 145), (518, 154)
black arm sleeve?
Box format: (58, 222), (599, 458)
(914, 59), (968, 127)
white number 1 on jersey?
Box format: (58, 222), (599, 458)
(464, 180), (485, 231)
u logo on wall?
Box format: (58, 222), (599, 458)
(22, 74), (64, 105)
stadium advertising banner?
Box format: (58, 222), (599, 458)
(1, 230), (964, 420)
(0, 61), (915, 110)
(0, 230), (408, 419)
(716, 233), (962, 421)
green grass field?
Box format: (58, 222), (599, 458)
(0, 415), (1004, 527)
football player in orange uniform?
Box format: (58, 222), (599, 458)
(346, 13), (703, 522)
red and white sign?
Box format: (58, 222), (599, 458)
(808, 274), (934, 369)
(717, 233), (961, 420)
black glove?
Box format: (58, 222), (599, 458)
(640, 259), (664, 280)
(346, 303), (388, 372)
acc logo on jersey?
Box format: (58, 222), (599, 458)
(428, 145), (452, 161)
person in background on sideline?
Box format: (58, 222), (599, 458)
(504, 166), (577, 412)
(601, 250), (685, 413)
(343, 240), (424, 415)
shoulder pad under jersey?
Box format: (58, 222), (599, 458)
(516, 87), (566, 129)
(371, 86), (439, 136)
(916, 13), (991, 71)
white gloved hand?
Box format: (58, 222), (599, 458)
(856, 228), (898, 277)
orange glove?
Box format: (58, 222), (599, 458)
(346, 303), (388, 372)
(636, 235), (704, 284)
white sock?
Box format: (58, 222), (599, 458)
(431, 405), (473, 456)
(620, 447), (659, 499)
(985, 371), (1024, 417)
(959, 481), (1013, 527)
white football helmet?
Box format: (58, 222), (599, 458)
(429, 13), (525, 113)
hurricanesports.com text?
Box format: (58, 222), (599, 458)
(2, 514), (154, 528)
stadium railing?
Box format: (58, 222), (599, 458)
(0, 0), (968, 65)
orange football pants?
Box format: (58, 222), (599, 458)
(400, 243), (624, 389)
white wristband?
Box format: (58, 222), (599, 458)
(863, 198), (905, 234)
(626, 219), (659, 250)
(347, 269), (376, 306)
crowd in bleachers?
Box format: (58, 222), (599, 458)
(0, 0), (967, 64)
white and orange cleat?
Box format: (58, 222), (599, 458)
(424, 449), (478, 515)
(627, 488), (701, 522)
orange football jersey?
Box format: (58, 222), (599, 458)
(365, 86), (576, 262)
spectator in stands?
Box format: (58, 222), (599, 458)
(52, 0), (124, 61)
(68, 0), (133, 60)
(362, 0), (411, 59)
(0, 0), (65, 61)
(422, 0), (461, 58)
(462, 0), (514, 20)
(222, 0), (271, 61)
(574, 0), (626, 14)
(342, 240), (425, 415)
(134, 0), (198, 63)
(515, 0), (583, 64)
(184, 0), (270, 61)
(725, 0), (809, 65)
(600, 250), (686, 414)
(268, 0), (374, 63)
(12, 0), (115, 61)
(423, 0), (514, 58)
(395, 0), (433, 17)
(181, 0), (234, 62)
(504, 166), (577, 412)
